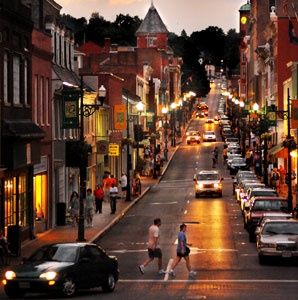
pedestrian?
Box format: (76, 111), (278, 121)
(0, 230), (10, 266)
(103, 173), (112, 202)
(270, 168), (280, 190)
(109, 183), (118, 214)
(85, 188), (94, 227)
(69, 191), (80, 226)
(164, 147), (168, 162)
(135, 173), (142, 196)
(119, 172), (128, 199)
(223, 145), (228, 165)
(94, 184), (104, 213)
(156, 153), (161, 176)
(139, 218), (166, 275)
(169, 223), (197, 278)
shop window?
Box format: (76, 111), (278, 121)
(4, 178), (16, 227)
(33, 174), (47, 221)
(18, 175), (28, 226)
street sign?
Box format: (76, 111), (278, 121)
(61, 88), (80, 129)
(108, 144), (120, 156)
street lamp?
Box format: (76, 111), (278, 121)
(136, 101), (144, 164)
(170, 103), (177, 147)
(78, 77), (106, 242)
(161, 107), (169, 161)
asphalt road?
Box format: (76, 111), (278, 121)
(1, 83), (298, 299)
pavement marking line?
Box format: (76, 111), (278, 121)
(187, 200), (190, 203)
(150, 201), (178, 205)
(109, 249), (148, 254)
(184, 210), (188, 215)
(164, 258), (173, 281)
(118, 279), (298, 284)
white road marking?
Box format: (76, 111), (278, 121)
(150, 202), (178, 205)
(119, 279), (298, 283)
(109, 249), (147, 254)
(164, 258), (173, 281)
(184, 210), (188, 215)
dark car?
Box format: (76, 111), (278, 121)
(2, 243), (119, 298)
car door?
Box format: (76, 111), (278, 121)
(76, 246), (98, 288)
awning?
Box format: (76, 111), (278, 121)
(2, 119), (45, 140)
(268, 143), (287, 158)
(122, 89), (141, 105)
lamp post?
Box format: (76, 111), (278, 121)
(170, 103), (177, 147)
(78, 78), (106, 242)
(125, 93), (132, 201)
(136, 102), (144, 165)
(161, 107), (169, 162)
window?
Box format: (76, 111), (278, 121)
(34, 75), (38, 124)
(45, 78), (50, 125)
(24, 59), (28, 105)
(4, 178), (16, 227)
(147, 36), (157, 47)
(13, 55), (21, 105)
(18, 175), (28, 226)
(3, 52), (9, 103)
(34, 174), (47, 221)
(269, 0), (276, 12)
(40, 77), (44, 125)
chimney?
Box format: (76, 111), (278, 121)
(110, 43), (118, 65)
(104, 38), (111, 52)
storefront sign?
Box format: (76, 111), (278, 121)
(109, 131), (123, 143)
(96, 140), (108, 155)
(114, 104), (126, 130)
(108, 144), (120, 156)
(61, 89), (80, 129)
(265, 106), (277, 127)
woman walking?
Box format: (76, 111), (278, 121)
(169, 224), (197, 278)
(85, 188), (95, 227)
(69, 191), (80, 226)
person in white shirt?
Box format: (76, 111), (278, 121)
(109, 183), (118, 214)
(139, 218), (166, 275)
(119, 173), (127, 199)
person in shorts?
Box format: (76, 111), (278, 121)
(169, 223), (196, 278)
(139, 218), (166, 275)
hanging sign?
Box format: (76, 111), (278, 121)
(114, 104), (126, 130)
(61, 89), (80, 129)
(108, 144), (120, 156)
(291, 100), (298, 129)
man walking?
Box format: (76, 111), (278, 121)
(109, 183), (118, 214)
(139, 218), (166, 275)
(94, 184), (104, 213)
(119, 172), (127, 199)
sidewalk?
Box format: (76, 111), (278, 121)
(17, 131), (187, 261)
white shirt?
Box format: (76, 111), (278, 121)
(120, 175), (127, 188)
(147, 224), (159, 249)
(109, 186), (118, 198)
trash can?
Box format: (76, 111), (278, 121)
(7, 225), (21, 257)
(56, 202), (66, 226)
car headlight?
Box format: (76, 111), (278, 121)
(214, 183), (220, 188)
(40, 271), (58, 280)
(198, 183), (203, 189)
(5, 271), (16, 280)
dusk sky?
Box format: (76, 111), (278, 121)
(59, 0), (247, 35)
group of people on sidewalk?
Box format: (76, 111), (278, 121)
(138, 218), (197, 278)
(68, 172), (143, 227)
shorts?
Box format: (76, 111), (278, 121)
(148, 248), (162, 259)
(177, 247), (190, 257)
(121, 187), (127, 191)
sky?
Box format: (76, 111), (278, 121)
(58, 0), (247, 35)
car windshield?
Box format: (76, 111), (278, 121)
(252, 200), (288, 211)
(29, 245), (78, 263)
(251, 191), (277, 197)
(263, 222), (298, 235)
(197, 173), (219, 180)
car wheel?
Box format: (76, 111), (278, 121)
(61, 277), (76, 297)
(248, 229), (256, 243)
(195, 192), (200, 198)
(4, 287), (25, 299)
(218, 192), (223, 197)
(102, 273), (116, 293)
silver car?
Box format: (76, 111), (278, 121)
(256, 219), (298, 264)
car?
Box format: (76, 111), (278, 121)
(224, 137), (238, 146)
(233, 171), (257, 195)
(197, 111), (205, 118)
(2, 243), (119, 298)
(205, 118), (214, 124)
(238, 181), (265, 207)
(203, 131), (216, 142)
(229, 157), (249, 175)
(193, 170), (223, 198)
(244, 196), (288, 242)
(256, 219), (298, 264)
(186, 131), (201, 144)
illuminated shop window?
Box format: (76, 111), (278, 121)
(33, 174), (47, 221)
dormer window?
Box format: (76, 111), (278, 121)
(147, 36), (157, 47)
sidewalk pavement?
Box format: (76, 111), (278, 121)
(17, 129), (188, 262)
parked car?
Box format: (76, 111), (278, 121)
(244, 196), (288, 242)
(232, 171), (257, 194)
(203, 131), (216, 142)
(2, 243), (119, 298)
(193, 170), (223, 197)
(186, 131), (201, 144)
(256, 219), (298, 264)
(238, 181), (265, 207)
(229, 157), (249, 175)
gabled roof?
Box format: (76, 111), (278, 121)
(136, 4), (169, 35)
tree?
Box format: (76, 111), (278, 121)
(224, 29), (240, 76)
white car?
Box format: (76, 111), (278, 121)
(256, 219), (298, 264)
(193, 170), (223, 197)
(186, 131), (200, 144)
(203, 131), (216, 142)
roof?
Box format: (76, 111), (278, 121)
(53, 64), (81, 87)
(239, 2), (251, 12)
(2, 119), (45, 140)
(136, 4), (169, 35)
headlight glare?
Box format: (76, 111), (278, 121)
(40, 271), (57, 280)
(5, 271), (16, 280)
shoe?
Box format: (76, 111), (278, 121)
(158, 269), (166, 275)
(139, 265), (145, 275)
(168, 269), (175, 277)
(189, 270), (197, 277)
